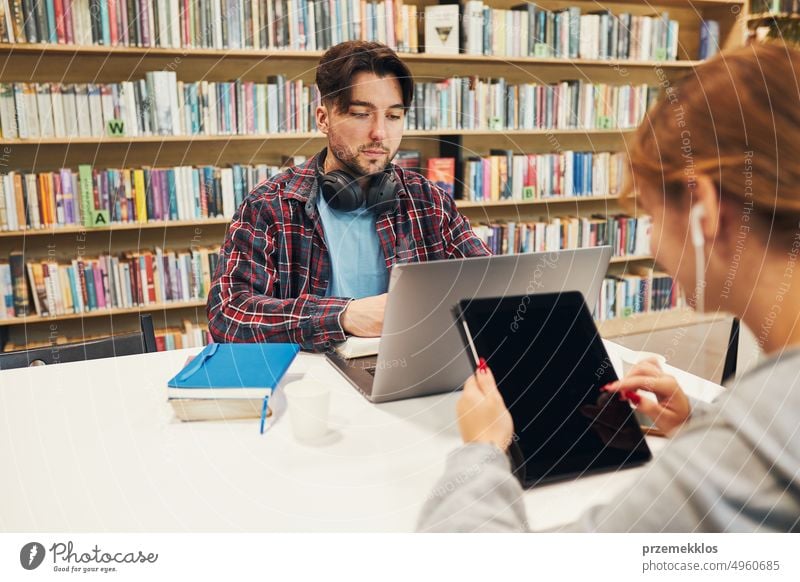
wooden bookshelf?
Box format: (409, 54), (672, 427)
(0, 299), (207, 328)
(0, 0), (748, 349)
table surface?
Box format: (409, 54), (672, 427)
(0, 341), (724, 532)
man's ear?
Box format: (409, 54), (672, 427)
(316, 104), (329, 135)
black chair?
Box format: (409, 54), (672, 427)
(0, 314), (158, 370)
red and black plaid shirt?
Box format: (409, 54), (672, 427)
(207, 152), (491, 351)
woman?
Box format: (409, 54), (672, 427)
(418, 43), (800, 533)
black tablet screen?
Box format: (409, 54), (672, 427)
(457, 292), (651, 486)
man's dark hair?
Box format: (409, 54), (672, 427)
(315, 41), (414, 112)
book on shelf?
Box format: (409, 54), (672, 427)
(594, 268), (684, 322)
(424, 4), (459, 55)
(0, 75), (661, 138)
(461, 151), (627, 202)
(392, 149), (421, 172)
(0, 162), (282, 230)
(167, 342), (300, 422)
(471, 214), (652, 258)
(426, 157), (455, 199)
(751, 1), (800, 14)
(0, 74), (318, 139)
(155, 320), (213, 351)
(488, 149), (513, 200)
(462, 3), (680, 61)
(407, 77), (660, 131)
(0, 0), (420, 52)
(19, 246), (220, 318)
(699, 20), (720, 60)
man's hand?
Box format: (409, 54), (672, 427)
(340, 293), (387, 337)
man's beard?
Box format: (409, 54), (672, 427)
(328, 136), (395, 177)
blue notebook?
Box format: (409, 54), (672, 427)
(167, 343), (301, 400)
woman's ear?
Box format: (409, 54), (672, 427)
(694, 175), (720, 244)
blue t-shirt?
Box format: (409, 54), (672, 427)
(316, 189), (389, 299)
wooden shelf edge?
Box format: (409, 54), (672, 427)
(0, 219), (231, 238)
(457, 195), (621, 208)
(598, 309), (728, 337)
(0, 42), (705, 69)
(0, 300), (208, 327)
(1, 128), (636, 146)
(747, 12), (800, 23)
(609, 255), (654, 263)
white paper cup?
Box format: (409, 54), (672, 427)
(621, 351), (667, 376)
(284, 380), (331, 442)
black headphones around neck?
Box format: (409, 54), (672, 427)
(315, 148), (401, 215)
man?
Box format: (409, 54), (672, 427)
(207, 41), (490, 351)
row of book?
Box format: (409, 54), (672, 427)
(0, 151), (628, 230)
(0, 0), (723, 63)
(0, 74), (315, 139)
(0, 163), (285, 230)
(459, 3), (682, 61)
(0, 75), (660, 139)
(407, 78), (660, 132)
(461, 150), (626, 202)
(155, 320), (212, 350)
(471, 215), (652, 258)
(0, 247), (220, 318)
(0, 0), (420, 51)
(751, 1), (800, 14)
(593, 269), (684, 322)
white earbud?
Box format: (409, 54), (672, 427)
(690, 203), (706, 247)
(689, 203), (706, 312)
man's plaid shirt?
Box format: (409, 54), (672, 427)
(207, 152), (491, 351)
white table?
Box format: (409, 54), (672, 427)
(0, 342), (723, 532)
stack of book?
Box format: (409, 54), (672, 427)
(407, 78), (659, 131)
(0, 0), (420, 52)
(594, 268), (684, 321)
(461, 3), (681, 61)
(0, 163), (281, 230)
(471, 214), (652, 258)
(16, 246), (219, 318)
(461, 150), (626, 201)
(0, 74), (316, 139)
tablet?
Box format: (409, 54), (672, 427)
(453, 291), (652, 487)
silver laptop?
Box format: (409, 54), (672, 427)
(326, 247), (613, 403)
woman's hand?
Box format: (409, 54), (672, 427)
(603, 358), (691, 436)
(457, 359), (515, 451)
